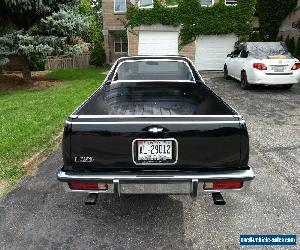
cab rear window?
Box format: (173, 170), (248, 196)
(113, 60), (194, 81)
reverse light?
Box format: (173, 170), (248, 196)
(291, 62), (300, 70)
(203, 181), (243, 190)
(253, 63), (267, 71)
(68, 182), (108, 190)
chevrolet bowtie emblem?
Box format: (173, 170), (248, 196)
(148, 127), (164, 133)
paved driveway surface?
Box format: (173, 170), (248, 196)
(0, 72), (299, 249)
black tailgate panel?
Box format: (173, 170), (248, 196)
(69, 119), (242, 171)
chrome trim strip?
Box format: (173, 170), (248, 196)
(112, 80), (196, 83)
(57, 168), (255, 182)
(74, 115), (242, 119)
(67, 121), (240, 125)
(111, 59), (196, 82)
(132, 138), (179, 166)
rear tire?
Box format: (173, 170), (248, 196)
(282, 84), (293, 90)
(241, 71), (251, 90)
(224, 65), (230, 80)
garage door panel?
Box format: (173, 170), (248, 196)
(138, 31), (179, 56)
(195, 34), (237, 70)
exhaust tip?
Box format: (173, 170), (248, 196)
(212, 192), (226, 205)
(85, 193), (99, 205)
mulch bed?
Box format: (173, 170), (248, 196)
(0, 71), (61, 91)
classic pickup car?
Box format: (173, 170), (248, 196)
(57, 56), (255, 205)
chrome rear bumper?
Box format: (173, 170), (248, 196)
(57, 168), (255, 197)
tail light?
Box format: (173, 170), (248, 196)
(253, 63), (267, 70)
(68, 182), (108, 190)
(203, 181), (243, 190)
(292, 63), (300, 70)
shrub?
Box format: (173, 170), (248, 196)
(249, 31), (261, 42)
(284, 36), (290, 49)
(29, 55), (45, 71)
(90, 42), (106, 67)
(288, 37), (296, 55)
(277, 35), (283, 42)
(295, 37), (300, 59)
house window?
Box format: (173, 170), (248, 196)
(200, 0), (214, 7)
(225, 0), (238, 5)
(114, 0), (127, 13)
(114, 38), (128, 53)
(139, 0), (153, 8)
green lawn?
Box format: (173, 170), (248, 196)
(0, 67), (108, 183)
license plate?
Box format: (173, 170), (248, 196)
(272, 66), (285, 72)
(133, 139), (177, 165)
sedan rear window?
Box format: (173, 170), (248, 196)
(241, 42), (293, 59)
(113, 60), (194, 81)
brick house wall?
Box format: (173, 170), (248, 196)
(102, 0), (129, 64)
(103, 0), (229, 64)
(128, 31), (139, 56)
(179, 42), (196, 62)
(103, 0), (127, 28)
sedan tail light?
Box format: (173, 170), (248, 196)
(253, 63), (268, 70)
(292, 63), (300, 70)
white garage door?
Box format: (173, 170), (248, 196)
(195, 34), (237, 70)
(138, 31), (179, 56)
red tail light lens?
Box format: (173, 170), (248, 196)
(203, 181), (243, 190)
(253, 63), (267, 70)
(292, 63), (300, 70)
(68, 182), (104, 190)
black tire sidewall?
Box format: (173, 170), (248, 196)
(241, 72), (250, 90)
(282, 84), (293, 90)
(224, 65), (229, 79)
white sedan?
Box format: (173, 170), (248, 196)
(224, 42), (300, 90)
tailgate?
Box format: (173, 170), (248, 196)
(66, 116), (246, 171)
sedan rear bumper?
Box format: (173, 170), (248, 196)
(57, 168), (255, 197)
(249, 70), (300, 85)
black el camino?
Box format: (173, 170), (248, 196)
(57, 56), (255, 205)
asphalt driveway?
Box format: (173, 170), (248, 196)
(0, 72), (299, 249)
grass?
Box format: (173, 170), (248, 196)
(0, 67), (108, 185)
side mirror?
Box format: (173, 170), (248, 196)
(105, 80), (112, 86)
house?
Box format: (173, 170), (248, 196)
(102, 0), (254, 70)
(278, 0), (300, 40)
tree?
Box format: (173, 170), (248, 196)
(285, 35), (290, 48)
(277, 35), (283, 42)
(249, 31), (261, 42)
(80, 0), (102, 44)
(295, 37), (300, 59)
(80, 0), (106, 66)
(256, 0), (298, 41)
(90, 41), (106, 66)
(288, 37), (296, 55)
(90, 0), (103, 24)
(0, 0), (78, 30)
(0, 1), (90, 81)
